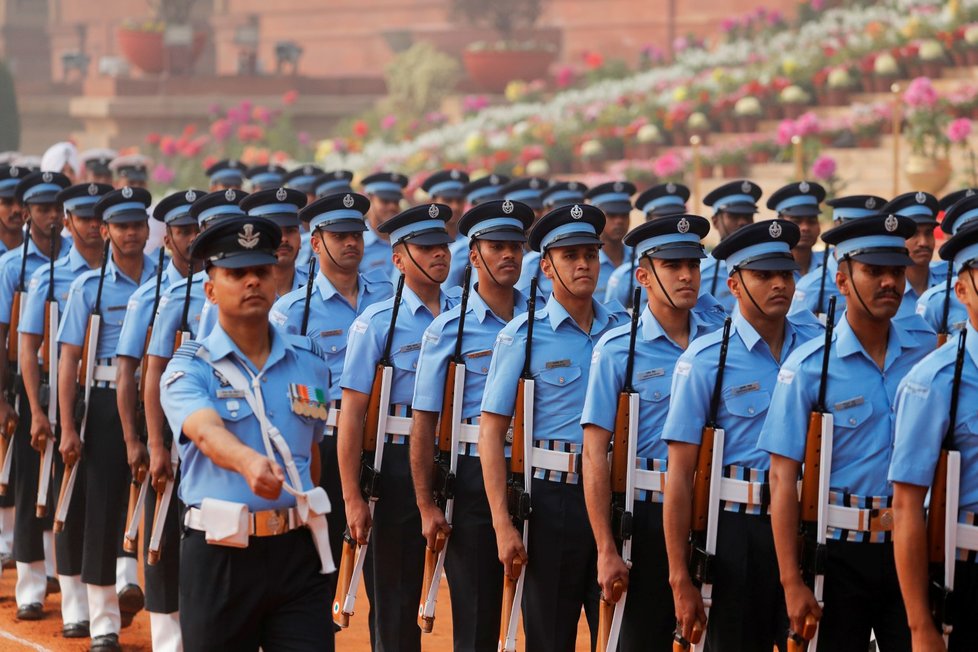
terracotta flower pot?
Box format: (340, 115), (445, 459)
(874, 75), (898, 93)
(782, 103), (807, 119)
(826, 88), (850, 106)
(737, 116), (759, 132)
(720, 163), (748, 178)
(117, 26), (207, 75)
(905, 156), (952, 195)
(462, 48), (557, 93)
(967, 49), (978, 66)
(919, 60), (943, 78)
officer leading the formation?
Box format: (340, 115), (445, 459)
(160, 216), (334, 651)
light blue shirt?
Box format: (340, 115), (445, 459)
(916, 277), (967, 336)
(297, 229), (312, 269)
(758, 313), (933, 497)
(340, 284), (460, 406)
(413, 286), (529, 418)
(662, 309), (824, 469)
(481, 295), (627, 444)
(604, 257), (637, 306)
(20, 247), (93, 337)
(0, 235), (71, 325)
(890, 320), (978, 513)
(147, 271), (207, 359)
(161, 323), (329, 510)
(359, 227), (392, 279)
(898, 262), (949, 321)
(791, 253), (841, 319)
(582, 304), (724, 460)
(444, 234), (472, 291)
(699, 255), (734, 313)
(516, 251), (553, 298)
(57, 253), (158, 359)
(115, 262), (185, 359)
(597, 246), (631, 302)
(271, 271), (392, 396)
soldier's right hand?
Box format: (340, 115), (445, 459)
(30, 414), (53, 453)
(597, 549), (629, 603)
(419, 503), (450, 550)
(495, 523), (527, 579)
(346, 497), (372, 545)
(671, 577), (706, 643)
(783, 576), (821, 640)
(243, 454), (284, 500)
(0, 399), (15, 437)
(59, 428), (82, 467)
(148, 444), (174, 492)
(910, 626), (948, 652)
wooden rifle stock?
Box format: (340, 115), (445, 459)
(122, 466), (148, 553)
(418, 530), (448, 632)
(53, 463), (74, 532)
(937, 332), (948, 348)
(690, 425), (716, 537)
(673, 622), (704, 650)
(499, 558), (524, 647)
(597, 579), (625, 652)
(331, 532), (357, 628)
(799, 411), (824, 524)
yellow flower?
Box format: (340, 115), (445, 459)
(314, 139), (334, 162)
(505, 81), (527, 103)
(672, 86), (688, 102)
(711, 68), (726, 83)
(902, 17), (920, 39)
(465, 132), (486, 155)
(781, 57), (798, 75)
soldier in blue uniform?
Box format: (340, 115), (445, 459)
(882, 191), (946, 319)
(481, 203), (628, 651)
(108, 155), (150, 189)
(410, 199), (532, 651)
(663, 219), (823, 652)
(444, 173), (511, 290)
(270, 192), (392, 568)
(699, 180), (762, 312)
(204, 159), (245, 191)
(517, 181), (586, 301)
(160, 217), (335, 652)
(244, 164), (287, 192)
(338, 202), (459, 652)
(604, 182), (690, 307)
(423, 169), (470, 291)
(313, 170), (354, 199)
(500, 177), (548, 223)
(240, 188), (308, 297)
(0, 165), (28, 255)
(791, 195), (887, 321)
(56, 186), (158, 651)
(79, 150), (115, 186)
(767, 181), (826, 277)
(285, 164), (325, 270)
(582, 214), (724, 651)
(760, 214), (933, 650)
(891, 221), (978, 651)
(0, 172), (72, 620)
(359, 172), (408, 279)
(586, 181), (634, 302)
(19, 181), (112, 636)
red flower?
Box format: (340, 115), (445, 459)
(352, 120), (369, 138)
(145, 132), (161, 146)
(282, 90), (299, 106)
(583, 51), (604, 70)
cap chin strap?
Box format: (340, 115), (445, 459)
(647, 256), (677, 309)
(736, 269), (768, 318)
(968, 266), (978, 299)
(474, 240), (502, 288)
(403, 242), (441, 285)
(317, 232), (356, 273)
(844, 257), (878, 320)
(166, 225), (193, 273)
(546, 249), (586, 300)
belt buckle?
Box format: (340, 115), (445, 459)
(256, 509), (289, 536)
(869, 508), (893, 532)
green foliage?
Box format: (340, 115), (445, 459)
(381, 42), (461, 117)
(451, 0), (543, 43)
(0, 60), (20, 152)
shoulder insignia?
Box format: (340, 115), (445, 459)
(290, 334), (327, 360)
(173, 340), (203, 360)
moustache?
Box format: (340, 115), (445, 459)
(874, 289), (901, 300)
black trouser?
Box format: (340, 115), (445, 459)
(81, 387), (135, 586)
(12, 388), (53, 563)
(620, 501), (675, 652)
(143, 470), (181, 614)
(180, 527), (334, 652)
(319, 435), (345, 570)
(524, 478), (600, 652)
(55, 441), (85, 577)
(0, 387), (17, 510)
(443, 454), (503, 652)
(366, 442), (424, 652)
(704, 510), (788, 652)
(815, 540), (910, 652)
(949, 561), (978, 651)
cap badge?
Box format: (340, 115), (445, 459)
(677, 217), (690, 234)
(450, 169), (460, 180)
(490, 174), (499, 184)
(915, 191), (926, 204)
(502, 199), (514, 214)
(42, 172), (53, 183)
(570, 205), (583, 220)
(185, 190), (197, 203)
(865, 198), (877, 209)
(968, 189), (976, 197)
(529, 178), (541, 190)
(303, 165), (313, 175)
(885, 214), (899, 232)
(613, 182), (623, 193)
(768, 221), (783, 238)
(568, 182), (578, 191)
(9, 167), (19, 178)
(333, 170), (343, 179)
(275, 187), (288, 201)
(88, 184), (98, 196)
(666, 182), (676, 193)
(428, 204), (440, 218)
(229, 160), (239, 168)
(225, 189), (236, 202)
(121, 186), (133, 199)
(342, 194), (355, 208)
(238, 224), (260, 249)
(799, 181), (810, 193)
(741, 181), (752, 193)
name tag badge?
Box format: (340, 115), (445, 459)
(216, 389), (246, 399)
(399, 342), (422, 354)
(466, 349), (492, 359)
(545, 359), (571, 369)
(320, 329), (343, 337)
(637, 368), (665, 381)
(289, 384), (329, 420)
(730, 381), (761, 397)
(833, 396), (865, 411)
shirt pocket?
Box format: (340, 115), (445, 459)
(317, 330), (348, 356)
(391, 346), (420, 374)
(831, 397), (872, 429)
(723, 388), (771, 419)
(215, 396), (255, 423)
(534, 364), (583, 389)
(634, 373), (671, 404)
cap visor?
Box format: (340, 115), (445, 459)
(314, 220), (368, 233)
(474, 230), (527, 243)
(738, 257), (800, 272)
(431, 189), (464, 200)
(717, 203), (758, 215)
(849, 251), (914, 266)
(544, 234), (603, 250)
(908, 216), (938, 226)
(258, 213), (300, 228)
(166, 215), (198, 227)
(648, 205), (686, 218)
(124, 173), (148, 183)
(648, 245), (707, 260)
(105, 210), (148, 223)
(598, 201), (633, 216)
(26, 193), (60, 205)
(69, 205), (98, 218)
(780, 206), (821, 218)
(372, 190), (403, 202)
(404, 231), (454, 246)
(208, 252), (279, 269)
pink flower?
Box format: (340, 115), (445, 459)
(207, 103), (222, 118)
(297, 131), (312, 147)
(238, 100), (253, 115)
(159, 135), (179, 157)
(252, 106), (273, 126)
(776, 119), (798, 146)
(555, 65), (575, 88)
(948, 117), (973, 144)
(381, 114), (398, 131)
(462, 95), (490, 114)
(282, 90), (299, 106)
(652, 151), (685, 178)
(904, 77), (939, 108)
(145, 132), (161, 146)
(151, 163), (175, 185)
(811, 155), (837, 181)
(425, 111), (448, 125)
(795, 112), (821, 136)
(210, 119), (232, 143)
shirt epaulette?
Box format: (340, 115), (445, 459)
(173, 340), (203, 361)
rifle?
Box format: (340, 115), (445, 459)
(123, 248), (165, 552)
(926, 327), (968, 645)
(0, 222), (31, 494)
(499, 276), (537, 652)
(674, 316), (732, 651)
(332, 273), (405, 628)
(54, 238), (109, 533)
(300, 255), (316, 337)
(815, 247), (832, 325)
(148, 271), (196, 565)
(789, 295), (837, 652)
(598, 287), (642, 652)
(937, 269), (955, 347)
(36, 224), (60, 516)
(419, 264), (471, 633)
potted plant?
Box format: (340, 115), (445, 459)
(903, 77), (953, 194)
(965, 25), (978, 66)
(714, 144), (749, 178)
(779, 85), (811, 119)
(453, 0), (557, 92)
(117, 0), (206, 75)
(826, 68), (855, 106)
(578, 138), (606, 173)
(873, 53), (900, 93)
(631, 123), (662, 159)
(686, 111), (711, 143)
(734, 96), (763, 132)
(918, 39), (947, 79)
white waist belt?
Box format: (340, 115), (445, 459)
(184, 506), (300, 536)
(385, 415), (413, 436)
(531, 447), (578, 474)
(92, 364), (117, 384)
(326, 409), (338, 429)
(718, 477), (768, 506)
(459, 423), (480, 445)
(957, 522), (978, 552)
(634, 468), (666, 493)
(825, 504), (893, 532)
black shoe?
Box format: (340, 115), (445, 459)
(16, 602), (43, 620)
(90, 633), (121, 651)
(0, 553), (13, 570)
(62, 620), (90, 638)
(46, 576), (60, 595)
(117, 583), (144, 629)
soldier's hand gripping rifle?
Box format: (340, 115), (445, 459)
(788, 295), (837, 652)
(674, 316), (732, 652)
(122, 248), (165, 553)
(54, 238), (109, 533)
(148, 270), (196, 565)
(36, 224), (60, 516)
(418, 264), (472, 633)
(0, 222), (32, 494)
(332, 273), (405, 628)
(598, 287), (642, 652)
(937, 268), (955, 347)
(926, 327), (968, 645)
(499, 277), (537, 652)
